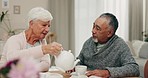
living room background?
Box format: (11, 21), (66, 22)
(0, 0), (147, 56)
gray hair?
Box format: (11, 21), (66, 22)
(99, 13), (118, 33)
(27, 7), (53, 23)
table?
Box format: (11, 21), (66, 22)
(49, 71), (71, 78)
(48, 71), (141, 78)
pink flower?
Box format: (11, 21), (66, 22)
(8, 58), (40, 78)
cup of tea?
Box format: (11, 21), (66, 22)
(75, 65), (87, 75)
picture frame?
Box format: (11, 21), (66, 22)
(2, 0), (9, 8)
(13, 5), (20, 14)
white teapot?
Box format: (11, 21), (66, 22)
(54, 50), (79, 71)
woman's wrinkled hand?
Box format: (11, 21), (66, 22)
(42, 42), (63, 56)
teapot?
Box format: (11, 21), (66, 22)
(54, 50), (80, 71)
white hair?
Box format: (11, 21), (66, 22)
(27, 7), (53, 23)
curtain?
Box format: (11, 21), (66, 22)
(145, 0), (148, 40)
(129, 0), (143, 41)
(104, 0), (129, 41)
(48, 0), (74, 51)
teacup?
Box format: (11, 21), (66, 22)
(75, 65), (87, 75)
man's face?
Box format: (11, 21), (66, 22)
(30, 20), (50, 39)
(92, 17), (112, 44)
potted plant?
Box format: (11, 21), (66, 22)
(0, 11), (15, 36)
(0, 11), (24, 39)
(142, 31), (148, 42)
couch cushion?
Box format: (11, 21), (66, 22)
(132, 40), (145, 57)
(134, 57), (147, 77)
(139, 42), (148, 59)
(126, 41), (136, 56)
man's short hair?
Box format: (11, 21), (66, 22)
(99, 13), (118, 33)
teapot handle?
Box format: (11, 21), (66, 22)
(73, 59), (80, 68)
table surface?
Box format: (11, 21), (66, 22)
(48, 71), (141, 78)
(49, 71), (70, 78)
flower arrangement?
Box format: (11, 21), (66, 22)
(0, 58), (40, 78)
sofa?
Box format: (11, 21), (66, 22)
(126, 40), (148, 77)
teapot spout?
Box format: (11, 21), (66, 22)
(73, 59), (80, 67)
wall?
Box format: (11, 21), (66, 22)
(129, 0), (143, 41)
(0, 0), (49, 40)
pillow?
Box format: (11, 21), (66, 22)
(132, 40), (145, 57)
(125, 41), (136, 56)
(139, 42), (148, 59)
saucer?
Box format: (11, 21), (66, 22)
(46, 73), (63, 78)
(70, 72), (88, 76)
(40, 72), (63, 78)
(89, 76), (102, 78)
(70, 72), (77, 76)
(70, 75), (88, 78)
(70, 72), (88, 78)
(49, 66), (65, 72)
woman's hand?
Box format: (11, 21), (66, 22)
(42, 42), (63, 56)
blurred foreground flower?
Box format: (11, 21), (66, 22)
(0, 58), (40, 78)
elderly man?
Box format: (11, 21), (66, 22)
(77, 13), (140, 77)
(0, 7), (63, 72)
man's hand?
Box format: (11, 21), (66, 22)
(86, 69), (110, 78)
(42, 42), (63, 56)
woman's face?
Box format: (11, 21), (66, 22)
(30, 20), (50, 39)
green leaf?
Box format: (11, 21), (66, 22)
(1, 12), (5, 22)
(5, 11), (8, 14)
(0, 11), (8, 22)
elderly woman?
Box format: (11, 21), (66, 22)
(0, 7), (63, 72)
